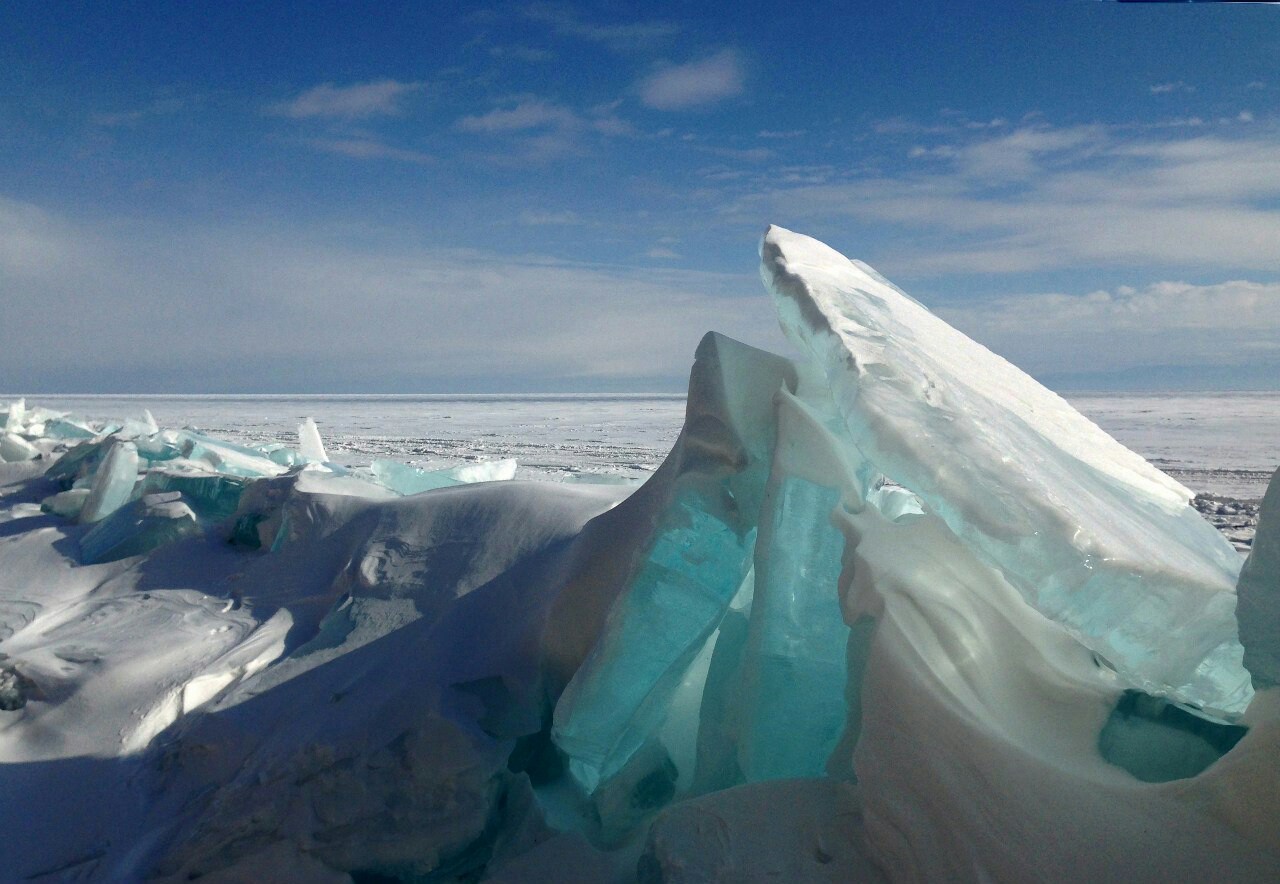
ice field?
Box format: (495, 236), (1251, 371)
(21, 390), (1280, 499)
(0, 227), (1277, 882)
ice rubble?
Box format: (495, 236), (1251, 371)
(0, 227), (1277, 882)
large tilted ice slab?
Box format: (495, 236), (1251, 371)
(1238, 468), (1280, 689)
(761, 225), (1249, 712)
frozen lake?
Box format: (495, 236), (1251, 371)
(12, 391), (1280, 498)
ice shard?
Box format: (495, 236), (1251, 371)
(178, 431), (287, 478)
(760, 225), (1248, 713)
(141, 469), (249, 522)
(551, 332), (796, 841)
(80, 491), (201, 564)
(730, 387), (855, 782)
(78, 440), (140, 524)
(1237, 468), (1280, 689)
(0, 433), (39, 462)
(120, 409), (160, 439)
(298, 417), (328, 463)
(371, 458), (518, 496)
(43, 416), (97, 441)
(4, 398), (25, 432)
(41, 487), (90, 519)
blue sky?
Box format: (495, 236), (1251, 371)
(2, 1), (1278, 392)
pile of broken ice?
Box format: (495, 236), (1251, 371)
(0, 227), (1276, 882)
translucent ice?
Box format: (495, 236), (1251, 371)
(141, 469), (248, 522)
(552, 333), (796, 840)
(78, 440), (140, 523)
(178, 431), (287, 479)
(121, 409), (160, 439)
(80, 491), (201, 564)
(371, 458), (518, 496)
(43, 416), (97, 441)
(729, 389), (853, 782)
(760, 225), (1248, 713)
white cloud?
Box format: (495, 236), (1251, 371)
(269, 80), (425, 119)
(646, 247), (680, 259)
(456, 100), (579, 133)
(725, 124), (1280, 273)
(453, 99), (632, 162)
(638, 51), (745, 111)
(939, 279), (1280, 376)
(1150, 81), (1194, 95)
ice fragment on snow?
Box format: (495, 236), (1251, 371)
(299, 417), (328, 463)
(0, 433), (39, 462)
(4, 398), (24, 432)
(41, 488), (91, 519)
(141, 469), (248, 522)
(370, 458), (518, 496)
(178, 431), (287, 478)
(80, 491), (201, 564)
(43, 416), (97, 441)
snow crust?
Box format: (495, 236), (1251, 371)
(0, 228), (1277, 882)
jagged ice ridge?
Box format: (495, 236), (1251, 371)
(0, 227), (1276, 882)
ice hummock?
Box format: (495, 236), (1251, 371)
(761, 225), (1248, 713)
(0, 228), (1276, 882)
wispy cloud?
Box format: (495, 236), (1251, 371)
(488, 45), (556, 62)
(725, 123), (1280, 273)
(638, 50), (745, 111)
(518, 210), (580, 225)
(757, 129), (806, 139)
(1150, 81), (1194, 95)
(456, 100), (580, 133)
(268, 79), (425, 119)
(454, 98), (632, 162)
(307, 137), (433, 163)
(940, 279), (1280, 377)
(522, 4), (680, 50)
(91, 97), (186, 127)
(0, 195), (779, 390)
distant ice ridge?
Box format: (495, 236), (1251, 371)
(0, 227), (1277, 882)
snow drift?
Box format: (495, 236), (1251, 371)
(0, 226), (1277, 882)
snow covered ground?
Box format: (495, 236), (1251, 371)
(0, 228), (1277, 881)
